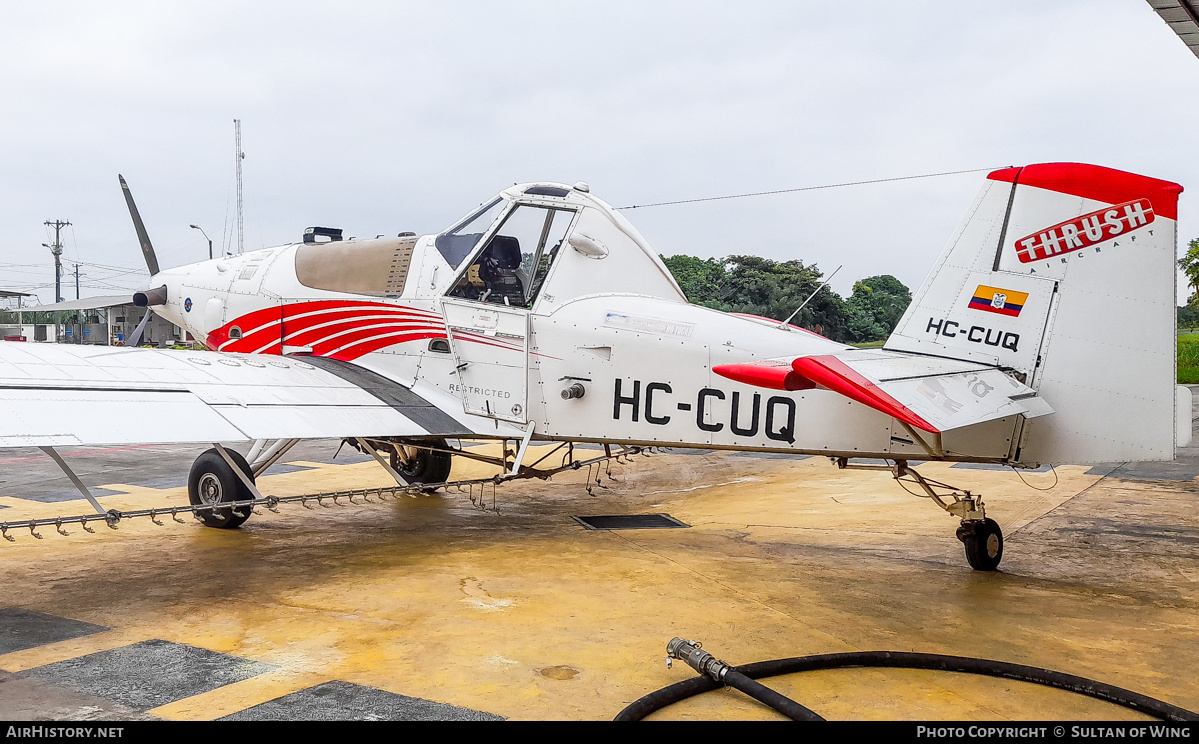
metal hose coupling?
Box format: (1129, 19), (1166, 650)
(667, 638), (731, 682)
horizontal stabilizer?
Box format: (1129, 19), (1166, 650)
(714, 348), (1052, 434)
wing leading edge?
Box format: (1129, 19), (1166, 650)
(0, 342), (473, 448)
(714, 348), (1053, 434)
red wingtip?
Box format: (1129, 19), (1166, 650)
(715, 356), (940, 432)
(713, 362), (815, 391)
(791, 355), (940, 433)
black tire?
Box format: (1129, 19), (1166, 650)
(958, 518), (1003, 571)
(188, 448), (255, 529)
(392, 440), (453, 488)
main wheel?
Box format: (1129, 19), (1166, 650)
(957, 518), (1003, 571)
(188, 448), (256, 529)
(390, 439), (452, 488)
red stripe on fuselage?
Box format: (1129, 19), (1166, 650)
(284, 318), (443, 350)
(211, 299), (544, 363)
(209, 300), (446, 359)
(308, 324), (442, 356)
(326, 331), (446, 362)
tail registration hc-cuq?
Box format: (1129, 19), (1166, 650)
(0, 163), (1185, 570)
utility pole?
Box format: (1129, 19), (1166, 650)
(74, 263), (80, 300)
(43, 219), (69, 343)
(43, 219), (69, 303)
(234, 119), (245, 255)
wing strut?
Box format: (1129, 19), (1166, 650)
(251, 438), (301, 478)
(502, 422), (537, 479)
(354, 436), (411, 487)
(40, 446), (119, 527)
(213, 443), (267, 500)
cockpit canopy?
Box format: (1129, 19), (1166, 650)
(446, 201), (575, 308)
(434, 197), (505, 269)
(297, 182), (687, 306)
(437, 182), (685, 309)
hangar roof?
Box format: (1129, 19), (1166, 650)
(28, 295), (134, 312)
(1148, 0), (1199, 59)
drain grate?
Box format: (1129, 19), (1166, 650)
(572, 514), (689, 530)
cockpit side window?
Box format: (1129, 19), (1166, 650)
(447, 205), (575, 308)
(524, 208), (574, 302)
(434, 198), (505, 269)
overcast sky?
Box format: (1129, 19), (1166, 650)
(1, 1), (1196, 306)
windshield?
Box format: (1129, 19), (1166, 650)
(447, 204), (575, 307)
(434, 197), (506, 268)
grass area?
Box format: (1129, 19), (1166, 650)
(850, 340), (886, 348)
(1180, 333), (1199, 384)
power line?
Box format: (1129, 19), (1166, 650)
(73, 260), (144, 275)
(616, 166), (1007, 210)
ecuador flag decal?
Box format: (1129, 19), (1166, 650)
(968, 285), (1027, 317)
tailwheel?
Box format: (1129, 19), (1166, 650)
(957, 518), (1003, 571)
(188, 448), (255, 529)
(389, 439), (453, 489)
(878, 460), (1003, 571)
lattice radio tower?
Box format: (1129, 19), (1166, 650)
(234, 119), (245, 255)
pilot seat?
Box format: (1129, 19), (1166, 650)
(478, 235), (526, 306)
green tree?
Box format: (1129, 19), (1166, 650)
(1180, 237), (1199, 306)
(661, 254), (917, 343)
(1179, 305), (1199, 329)
(717, 255), (846, 338)
(843, 275), (912, 343)
(661, 255), (727, 308)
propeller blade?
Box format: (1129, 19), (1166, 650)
(119, 175), (160, 276)
(126, 310), (151, 347)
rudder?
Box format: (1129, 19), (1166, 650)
(886, 163), (1184, 464)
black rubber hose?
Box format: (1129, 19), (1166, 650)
(614, 675), (720, 721)
(614, 650), (1199, 722)
(722, 669), (823, 721)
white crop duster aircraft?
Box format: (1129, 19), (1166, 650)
(0, 163), (1186, 571)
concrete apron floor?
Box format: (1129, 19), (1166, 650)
(0, 442), (1197, 721)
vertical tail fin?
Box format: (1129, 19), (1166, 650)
(886, 163), (1184, 463)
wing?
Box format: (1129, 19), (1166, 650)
(0, 342), (472, 447)
(714, 347), (1053, 434)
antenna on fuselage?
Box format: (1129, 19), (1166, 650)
(778, 264), (842, 330)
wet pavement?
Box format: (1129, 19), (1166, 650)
(0, 394), (1195, 721)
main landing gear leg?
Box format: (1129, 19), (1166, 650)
(893, 461), (1003, 571)
(351, 437), (453, 491)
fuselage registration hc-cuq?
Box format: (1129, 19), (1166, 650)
(0, 162), (1185, 571)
